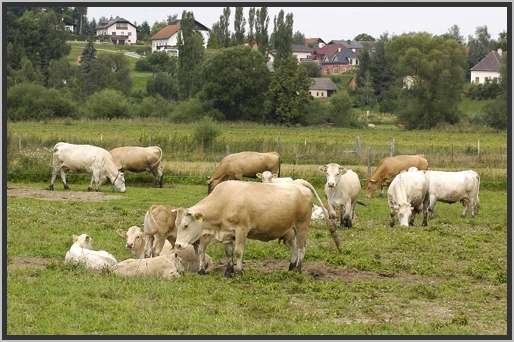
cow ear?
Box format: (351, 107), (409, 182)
(72, 234), (78, 242)
(256, 173), (262, 179)
(338, 166), (347, 173)
(319, 165), (327, 173)
(194, 212), (204, 223)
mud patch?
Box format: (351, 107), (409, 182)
(8, 256), (52, 271)
(7, 187), (123, 202)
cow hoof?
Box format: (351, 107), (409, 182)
(389, 222), (394, 228)
(48, 185), (54, 191)
(288, 262), (295, 271)
(197, 268), (208, 275)
(87, 187), (93, 192)
(224, 264), (235, 278)
(63, 184), (70, 190)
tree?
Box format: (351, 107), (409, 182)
(72, 6), (87, 35)
(468, 26), (494, 71)
(207, 22), (222, 48)
(96, 54), (132, 94)
(444, 25), (464, 44)
(232, 7), (246, 45)
(292, 31), (305, 45)
(219, 7), (231, 47)
(147, 72), (178, 100)
(484, 53), (508, 129)
(267, 56), (311, 125)
(8, 57), (44, 86)
(87, 18), (97, 36)
(496, 31), (507, 52)
(366, 34), (395, 112)
(271, 10), (294, 66)
(200, 46), (270, 121)
(354, 33), (375, 41)
(247, 7), (256, 44)
(255, 7), (270, 56)
(167, 14), (178, 24)
(47, 57), (77, 89)
(138, 21), (151, 41)
(389, 33), (467, 129)
(177, 11), (205, 99)
(300, 61), (321, 77)
(151, 20), (167, 36)
(79, 40), (97, 94)
(327, 91), (360, 127)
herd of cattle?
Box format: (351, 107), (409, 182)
(53, 142), (480, 278)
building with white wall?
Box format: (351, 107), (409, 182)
(96, 17), (137, 45)
(470, 49), (502, 84)
(151, 19), (210, 55)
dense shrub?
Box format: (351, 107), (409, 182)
(135, 52), (175, 72)
(301, 99), (330, 126)
(327, 91), (362, 127)
(300, 61), (321, 77)
(146, 72), (178, 100)
(465, 80), (503, 100)
(484, 95), (507, 129)
(130, 96), (174, 118)
(169, 98), (224, 123)
(192, 116), (221, 148)
(7, 82), (78, 120)
(82, 89), (131, 119)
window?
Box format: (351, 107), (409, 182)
(128, 32), (131, 36)
(116, 23), (128, 30)
(112, 31), (116, 35)
(475, 77), (479, 83)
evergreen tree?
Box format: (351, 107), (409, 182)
(271, 10), (294, 67)
(255, 7), (269, 56)
(79, 40), (97, 95)
(292, 31), (305, 45)
(232, 7), (246, 45)
(177, 11), (204, 99)
(247, 7), (256, 44)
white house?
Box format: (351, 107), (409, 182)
(96, 17), (137, 45)
(470, 49), (502, 84)
(151, 19), (210, 55)
(309, 78), (337, 98)
(292, 44), (314, 63)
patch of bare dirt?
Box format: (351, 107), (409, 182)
(7, 187), (123, 202)
(8, 256), (52, 271)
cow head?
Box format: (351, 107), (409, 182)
(395, 203), (413, 227)
(73, 233), (93, 249)
(319, 163), (346, 189)
(119, 226), (145, 258)
(256, 170), (276, 183)
(113, 171), (126, 193)
(365, 178), (379, 198)
(174, 208), (205, 250)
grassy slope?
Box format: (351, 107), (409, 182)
(6, 182), (507, 335)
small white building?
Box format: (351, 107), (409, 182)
(96, 17), (137, 45)
(309, 78), (337, 98)
(470, 49), (502, 84)
(292, 45), (314, 63)
(151, 19), (210, 55)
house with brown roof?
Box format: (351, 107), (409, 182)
(470, 49), (503, 84)
(151, 19), (210, 55)
(292, 44), (314, 63)
(304, 37), (326, 49)
(309, 78), (337, 98)
(96, 17), (137, 45)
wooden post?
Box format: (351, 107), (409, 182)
(225, 144), (230, 155)
(390, 138), (395, 157)
(451, 144), (454, 163)
(477, 139), (480, 161)
(18, 138), (21, 151)
(367, 147), (372, 177)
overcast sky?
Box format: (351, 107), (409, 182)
(88, 6), (507, 41)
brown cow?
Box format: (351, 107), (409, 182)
(366, 154), (428, 197)
(110, 146), (164, 187)
(207, 151), (280, 193)
(174, 179), (340, 277)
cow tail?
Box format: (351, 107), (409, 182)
(295, 179), (341, 252)
(149, 146), (163, 170)
(475, 173), (481, 209)
(278, 153), (281, 177)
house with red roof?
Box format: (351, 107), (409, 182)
(150, 19), (210, 55)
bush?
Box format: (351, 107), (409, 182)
(134, 46), (152, 56)
(192, 116), (220, 148)
(483, 95), (507, 130)
(147, 72), (178, 100)
(327, 91), (362, 127)
(7, 82), (78, 120)
(135, 52), (175, 72)
(130, 96), (174, 118)
(300, 61), (321, 77)
(301, 99), (330, 126)
(170, 98), (224, 123)
(82, 89), (131, 119)
(465, 80), (503, 100)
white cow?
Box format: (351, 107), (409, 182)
(387, 167), (429, 227)
(425, 170), (480, 217)
(113, 253), (184, 280)
(319, 163), (362, 228)
(64, 234), (117, 270)
(256, 171), (294, 183)
(117, 225), (174, 259)
(49, 142), (126, 192)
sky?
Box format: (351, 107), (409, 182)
(87, 6), (507, 41)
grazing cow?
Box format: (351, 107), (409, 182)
(207, 151), (281, 193)
(117, 226), (214, 272)
(256, 171), (293, 183)
(110, 146), (164, 187)
(49, 142), (126, 192)
(425, 170), (480, 218)
(366, 154), (428, 198)
(387, 167), (429, 227)
(174, 179), (340, 277)
(113, 253), (184, 279)
(319, 163), (362, 228)
(64, 234), (117, 270)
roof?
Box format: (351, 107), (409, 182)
(310, 77), (337, 91)
(470, 50), (502, 72)
(324, 48), (358, 64)
(314, 43), (345, 57)
(97, 16), (135, 30)
(292, 44), (313, 53)
(151, 19), (210, 40)
(329, 40), (364, 49)
(305, 37), (326, 45)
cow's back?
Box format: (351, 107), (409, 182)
(55, 143), (112, 172)
(341, 170), (361, 199)
(110, 146), (161, 171)
(388, 171), (428, 206)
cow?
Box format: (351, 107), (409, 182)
(141, 204), (178, 257)
(110, 146), (164, 187)
(113, 253), (184, 280)
(64, 233), (117, 270)
(425, 170), (480, 218)
(174, 179), (340, 277)
(366, 154), (428, 198)
(387, 167), (429, 227)
(319, 163), (362, 228)
(207, 151), (281, 193)
(116, 226), (214, 273)
(49, 142), (126, 192)
(256, 171), (293, 183)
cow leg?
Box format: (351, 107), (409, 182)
(293, 221), (309, 273)
(232, 229), (247, 275)
(223, 242), (235, 277)
(389, 210), (395, 227)
(144, 234), (154, 258)
(49, 166), (58, 191)
(152, 234), (167, 257)
(197, 235), (212, 275)
(88, 175), (95, 191)
(461, 198), (469, 217)
(282, 230), (298, 271)
(428, 195), (437, 218)
(60, 168), (70, 190)
(151, 167), (164, 188)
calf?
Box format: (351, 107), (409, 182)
(64, 234), (117, 270)
(319, 163), (361, 228)
(256, 171), (293, 183)
(113, 253), (184, 280)
(387, 168), (429, 227)
(425, 170), (480, 218)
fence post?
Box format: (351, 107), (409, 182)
(477, 139), (480, 161)
(367, 147), (372, 178)
(225, 144), (230, 155)
(18, 138), (22, 151)
(390, 138), (395, 157)
(355, 136), (362, 157)
(451, 144), (454, 163)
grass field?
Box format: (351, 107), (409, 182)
(6, 181), (507, 335)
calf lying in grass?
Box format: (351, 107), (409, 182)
(64, 234), (117, 270)
(112, 253), (184, 280)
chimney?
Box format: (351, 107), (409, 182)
(338, 47), (341, 52)
(497, 48), (503, 56)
